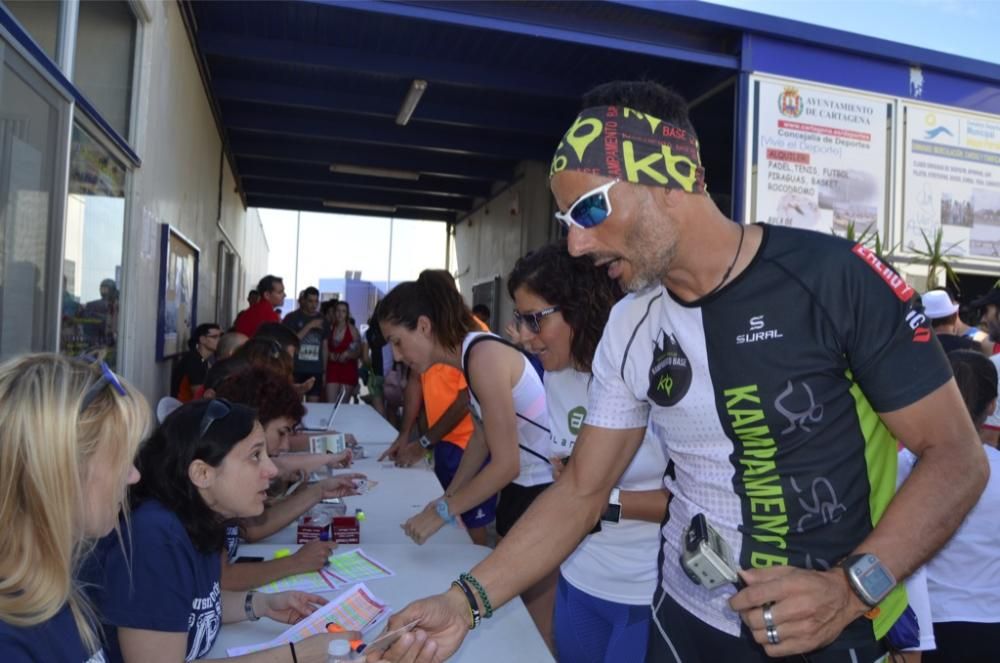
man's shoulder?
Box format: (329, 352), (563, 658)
(607, 286), (667, 332)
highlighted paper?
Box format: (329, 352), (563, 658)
(257, 569), (340, 594)
(226, 583), (388, 656)
(326, 549), (394, 584)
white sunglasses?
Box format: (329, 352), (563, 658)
(554, 179), (620, 230)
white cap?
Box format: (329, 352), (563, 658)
(156, 397), (183, 424)
(327, 639), (351, 656)
(922, 289), (959, 320)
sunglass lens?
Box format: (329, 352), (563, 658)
(571, 192), (610, 228)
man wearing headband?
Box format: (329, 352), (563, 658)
(370, 81), (986, 663)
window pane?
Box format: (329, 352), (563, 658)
(60, 124), (126, 367)
(0, 46), (60, 358)
(74, 0), (135, 138)
(2, 1), (60, 63)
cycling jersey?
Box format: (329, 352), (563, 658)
(588, 224), (952, 649)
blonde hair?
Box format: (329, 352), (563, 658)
(0, 354), (149, 651)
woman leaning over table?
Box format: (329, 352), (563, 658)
(0, 354), (149, 662)
(85, 399), (358, 663)
(508, 241), (670, 663)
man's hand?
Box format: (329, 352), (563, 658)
(380, 434), (408, 462)
(402, 501), (448, 545)
(396, 441), (428, 468)
(290, 539), (337, 574)
(366, 586), (471, 662)
(316, 473), (366, 499)
(729, 566), (868, 657)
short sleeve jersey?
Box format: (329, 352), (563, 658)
(283, 310), (328, 374)
(587, 225), (952, 648)
(171, 350), (211, 401)
(90, 500), (222, 662)
(0, 604), (107, 663)
(233, 299), (280, 338)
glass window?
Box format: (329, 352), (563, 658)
(1, 1), (60, 62)
(60, 124), (126, 367)
(74, 0), (135, 138)
(0, 40), (63, 358)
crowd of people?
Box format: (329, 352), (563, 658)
(1, 79), (997, 663)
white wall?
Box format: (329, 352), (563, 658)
(118, 1), (267, 401)
(452, 161), (555, 329)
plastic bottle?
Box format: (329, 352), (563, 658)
(326, 638), (353, 662)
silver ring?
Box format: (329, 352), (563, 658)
(766, 625), (780, 645)
(762, 603), (776, 630)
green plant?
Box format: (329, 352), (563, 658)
(839, 220), (889, 259)
(912, 228), (962, 291)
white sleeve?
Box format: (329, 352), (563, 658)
(903, 567), (937, 652)
(586, 318), (650, 430)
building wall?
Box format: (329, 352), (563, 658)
(452, 161), (555, 330)
(118, 0), (267, 402)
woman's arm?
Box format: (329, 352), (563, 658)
(272, 452), (350, 475)
(618, 488), (671, 523)
(220, 539), (337, 591)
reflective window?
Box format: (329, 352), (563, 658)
(0, 41), (63, 358)
(2, 1), (60, 62)
(60, 124), (126, 366)
(74, 0), (136, 138)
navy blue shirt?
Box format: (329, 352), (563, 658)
(0, 603), (107, 662)
(89, 500), (222, 662)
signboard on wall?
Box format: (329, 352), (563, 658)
(750, 78), (890, 237)
(901, 102), (1000, 260)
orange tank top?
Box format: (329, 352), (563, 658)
(420, 363), (475, 449)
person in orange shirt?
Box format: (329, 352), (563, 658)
(381, 363), (496, 546)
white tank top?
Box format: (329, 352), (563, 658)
(461, 332), (551, 487)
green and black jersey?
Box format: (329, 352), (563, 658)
(587, 224), (952, 648)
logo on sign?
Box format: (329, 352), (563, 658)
(778, 87), (803, 118)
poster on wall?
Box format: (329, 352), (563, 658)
(751, 78), (890, 237)
(156, 225), (200, 361)
(901, 103), (1000, 259)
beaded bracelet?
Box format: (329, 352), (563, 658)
(451, 580), (481, 629)
(459, 572), (493, 619)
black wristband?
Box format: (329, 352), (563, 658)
(452, 580), (481, 629)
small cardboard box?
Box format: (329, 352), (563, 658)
(332, 516), (360, 544)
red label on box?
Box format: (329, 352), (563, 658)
(332, 516), (360, 544)
(296, 522), (330, 544)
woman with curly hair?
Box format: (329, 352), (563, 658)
(212, 368), (362, 592)
(507, 240), (670, 663)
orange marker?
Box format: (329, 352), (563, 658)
(326, 622), (364, 650)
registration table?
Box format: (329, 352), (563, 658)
(260, 453), (472, 546)
(207, 543), (554, 662)
(319, 403), (401, 446)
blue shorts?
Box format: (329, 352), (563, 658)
(555, 573), (651, 663)
(433, 441), (497, 529)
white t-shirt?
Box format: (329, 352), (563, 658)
(547, 367), (667, 605)
(896, 450), (936, 652)
(462, 332), (551, 487)
(924, 444), (1000, 623)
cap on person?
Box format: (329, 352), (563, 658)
(922, 289), (959, 321)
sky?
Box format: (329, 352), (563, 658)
(703, 0), (1000, 65)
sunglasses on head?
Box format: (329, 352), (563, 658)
(554, 179), (619, 230)
(199, 398), (233, 439)
(513, 306), (561, 335)
(79, 359), (127, 413)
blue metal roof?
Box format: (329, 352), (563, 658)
(180, 0), (999, 223)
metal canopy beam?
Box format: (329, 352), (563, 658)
(247, 194), (455, 223)
(197, 31), (581, 99)
(237, 159), (494, 199)
(246, 179), (473, 213)
(221, 105), (550, 161)
(229, 134), (516, 181)
(212, 79), (570, 136)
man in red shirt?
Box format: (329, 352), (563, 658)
(234, 275), (284, 337)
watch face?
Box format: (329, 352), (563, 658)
(859, 562), (894, 600)
(603, 503), (622, 523)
